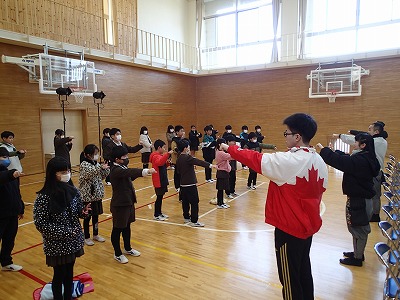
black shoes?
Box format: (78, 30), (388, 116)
(370, 214), (381, 222)
(343, 251), (365, 261)
(340, 257), (363, 267)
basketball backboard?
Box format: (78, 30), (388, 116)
(307, 62), (370, 101)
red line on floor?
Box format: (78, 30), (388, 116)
(20, 269), (47, 285)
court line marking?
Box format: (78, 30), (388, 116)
(131, 239), (280, 289)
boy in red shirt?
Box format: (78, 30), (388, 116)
(149, 140), (173, 221)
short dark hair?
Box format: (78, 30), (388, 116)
(140, 126), (148, 134)
(177, 139), (190, 152)
(372, 121), (385, 133)
(84, 144), (99, 156)
(225, 125), (232, 130)
(55, 129), (64, 136)
(216, 138), (226, 150)
(112, 146), (128, 161)
(103, 128), (111, 135)
(255, 125), (261, 130)
(225, 134), (236, 142)
(204, 125), (212, 132)
(248, 132), (257, 140)
(241, 125), (248, 130)
(154, 139), (166, 150)
(1, 131), (14, 139)
(167, 125), (174, 133)
(283, 113), (317, 144)
(175, 125), (184, 133)
(109, 128), (121, 136)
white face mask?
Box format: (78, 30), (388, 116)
(60, 135), (65, 138)
(59, 173), (71, 183)
(256, 129), (261, 133)
(143, 131), (148, 135)
(170, 129), (174, 133)
(116, 134), (122, 141)
(227, 130), (232, 133)
(252, 139), (257, 143)
(243, 130), (248, 133)
(94, 154), (99, 161)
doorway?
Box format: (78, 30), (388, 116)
(40, 109), (85, 167)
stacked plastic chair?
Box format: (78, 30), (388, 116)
(375, 154), (400, 299)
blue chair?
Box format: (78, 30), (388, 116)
(375, 242), (400, 299)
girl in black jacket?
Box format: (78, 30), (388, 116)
(317, 133), (380, 267)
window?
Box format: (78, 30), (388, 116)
(103, 0), (115, 45)
(203, 0), (280, 68)
(305, 0), (400, 58)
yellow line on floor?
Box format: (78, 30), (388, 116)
(132, 239), (281, 289)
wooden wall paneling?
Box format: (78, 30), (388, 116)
(195, 59), (400, 158)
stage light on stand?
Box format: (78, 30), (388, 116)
(56, 87), (72, 134)
(93, 91), (106, 160)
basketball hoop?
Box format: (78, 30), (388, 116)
(71, 87), (86, 103)
(327, 90), (337, 103)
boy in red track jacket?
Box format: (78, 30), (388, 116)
(149, 140), (173, 221)
(220, 113), (328, 300)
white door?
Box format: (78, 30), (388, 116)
(41, 110), (84, 167)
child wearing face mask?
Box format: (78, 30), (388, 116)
(0, 147), (24, 272)
(54, 129), (74, 166)
(245, 132), (277, 190)
(188, 125), (202, 157)
(139, 126), (153, 169)
(34, 156), (90, 299)
(176, 139), (217, 227)
(255, 125), (265, 143)
(79, 144), (110, 246)
(240, 125), (249, 169)
(102, 127), (143, 167)
(109, 146), (156, 264)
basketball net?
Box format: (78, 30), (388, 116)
(71, 87), (85, 103)
(327, 90), (337, 103)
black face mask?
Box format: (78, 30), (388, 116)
(121, 158), (129, 166)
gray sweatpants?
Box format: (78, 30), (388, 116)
(347, 198), (372, 259)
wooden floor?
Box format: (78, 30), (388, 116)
(0, 156), (387, 300)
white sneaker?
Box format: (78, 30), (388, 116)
(243, 166), (249, 170)
(114, 255), (129, 264)
(154, 215), (166, 221)
(184, 218), (191, 224)
(160, 213), (169, 219)
(189, 222), (205, 227)
(84, 238), (94, 246)
(247, 186), (252, 190)
(226, 194), (234, 199)
(93, 235), (105, 242)
(175, 188), (180, 192)
(124, 249), (141, 257)
(1, 264), (23, 271)
(106, 182), (111, 186)
(209, 198), (217, 205)
(217, 205), (225, 209)
(251, 185), (257, 190)
(231, 192), (239, 197)
(223, 204), (231, 208)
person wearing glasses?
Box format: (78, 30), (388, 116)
(219, 113), (328, 300)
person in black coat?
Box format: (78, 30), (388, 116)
(188, 125), (202, 157)
(54, 129), (74, 165)
(0, 147), (24, 272)
(317, 133), (380, 267)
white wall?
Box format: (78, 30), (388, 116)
(137, 0), (196, 47)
